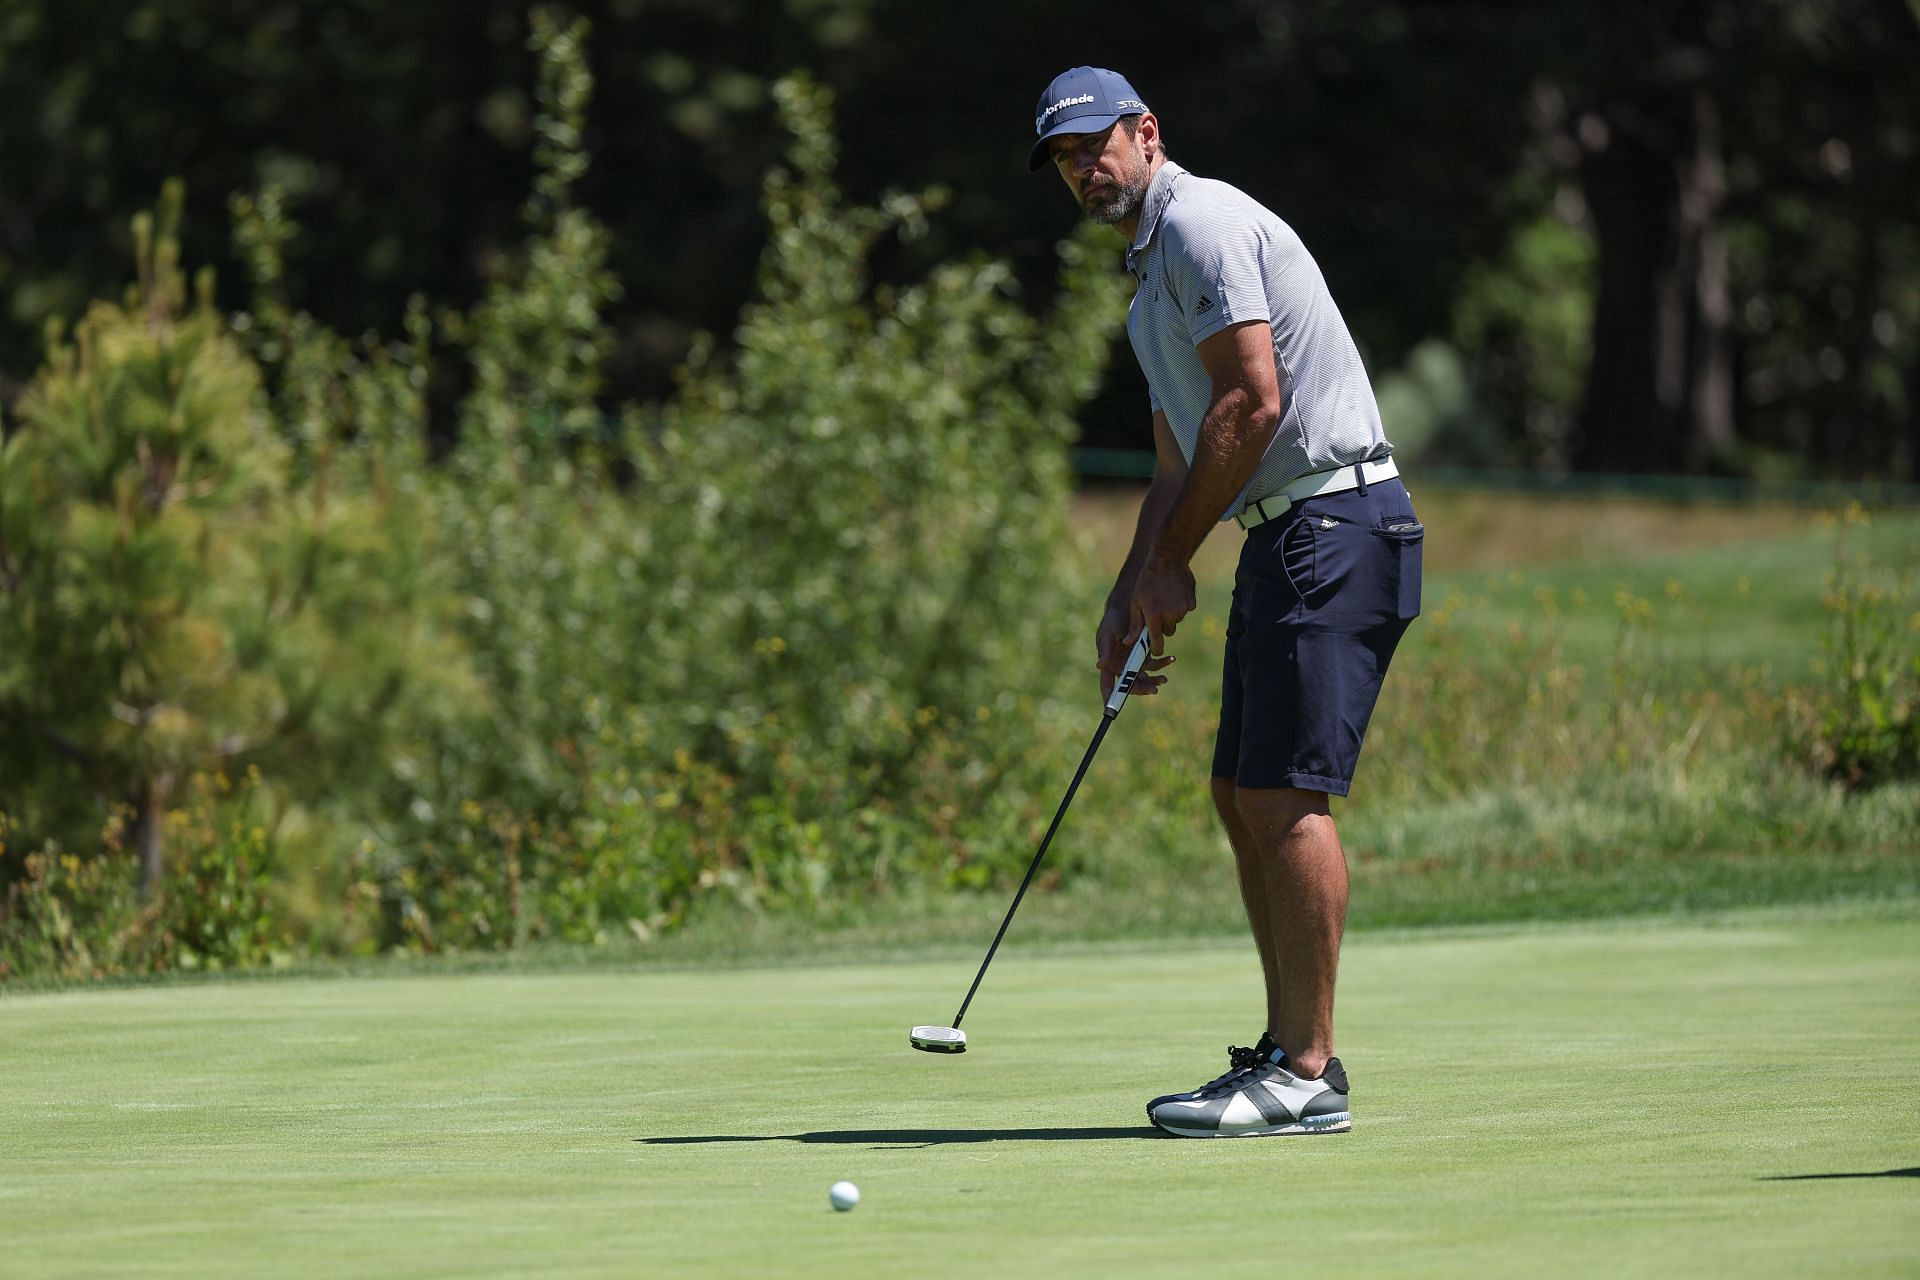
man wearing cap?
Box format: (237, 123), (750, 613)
(1030, 67), (1424, 1138)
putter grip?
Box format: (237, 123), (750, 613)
(1103, 631), (1155, 717)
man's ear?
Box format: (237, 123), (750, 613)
(1138, 112), (1161, 159)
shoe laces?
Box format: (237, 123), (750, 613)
(1192, 1043), (1272, 1098)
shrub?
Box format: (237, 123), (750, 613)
(355, 25), (1129, 949)
(0, 11), (1128, 970)
(1801, 507), (1919, 787)
(0, 769), (284, 980)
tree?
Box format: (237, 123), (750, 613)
(1554, 0), (1920, 477)
(0, 183), (463, 893)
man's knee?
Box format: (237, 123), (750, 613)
(1234, 785), (1331, 837)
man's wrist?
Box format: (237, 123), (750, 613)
(1145, 538), (1189, 570)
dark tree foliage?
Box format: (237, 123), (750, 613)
(1542, 0), (1920, 478)
(1, 0), (1913, 475)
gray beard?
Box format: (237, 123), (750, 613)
(1083, 174), (1147, 225)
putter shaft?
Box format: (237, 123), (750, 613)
(949, 711), (1115, 1030)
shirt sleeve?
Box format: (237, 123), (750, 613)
(1162, 214), (1273, 348)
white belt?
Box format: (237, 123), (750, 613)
(1233, 457), (1401, 530)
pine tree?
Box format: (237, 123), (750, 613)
(0, 182), (467, 900)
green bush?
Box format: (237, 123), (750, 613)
(1801, 507), (1920, 787)
(340, 24), (1129, 950)
(0, 769), (285, 980)
(0, 9), (1114, 974)
(0, 10), (1129, 973)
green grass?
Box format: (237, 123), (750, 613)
(1029, 503), (1920, 942)
(1175, 505), (1920, 681)
(3, 903), (1915, 1277)
(1420, 509), (1920, 679)
(1080, 493), (1920, 685)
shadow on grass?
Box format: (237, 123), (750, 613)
(641, 1127), (1160, 1147)
(1760, 1167), (1920, 1182)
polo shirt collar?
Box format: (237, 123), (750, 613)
(1126, 160), (1187, 273)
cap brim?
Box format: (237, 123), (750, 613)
(1027, 111), (1132, 171)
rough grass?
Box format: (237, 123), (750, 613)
(1069, 488), (1915, 673)
(989, 496), (1920, 942)
(3, 904), (1914, 1277)
(1066, 482), (1828, 584)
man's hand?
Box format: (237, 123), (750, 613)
(1097, 598), (1174, 700)
(1129, 549), (1197, 657)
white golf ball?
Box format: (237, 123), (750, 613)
(829, 1180), (860, 1211)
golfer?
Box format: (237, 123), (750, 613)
(1031, 67), (1423, 1137)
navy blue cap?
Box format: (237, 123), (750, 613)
(1028, 66), (1149, 171)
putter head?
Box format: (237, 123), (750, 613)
(909, 1025), (967, 1054)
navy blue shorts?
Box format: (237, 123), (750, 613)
(1211, 475), (1423, 794)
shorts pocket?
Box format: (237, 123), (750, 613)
(1278, 514), (1316, 603)
(1241, 514), (1317, 626)
(1371, 517), (1424, 621)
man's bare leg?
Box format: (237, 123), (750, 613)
(1232, 786), (1346, 1080)
(1210, 776), (1284, 1041)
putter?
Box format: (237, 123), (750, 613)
(910, 630), (1157, 1054)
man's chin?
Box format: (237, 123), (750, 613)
(1081, 193), (1127, 225)
(1084, 199), (1137, 227)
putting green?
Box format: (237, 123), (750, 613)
(3, 906), (1915, 1277)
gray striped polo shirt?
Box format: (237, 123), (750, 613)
(1124, 162), (1391, 519)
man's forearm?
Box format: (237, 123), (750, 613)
(1110, 472), (1182, 607)
(1149, 385), (1279, 566)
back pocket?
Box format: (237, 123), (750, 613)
(1371, 517), (1424, 620)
